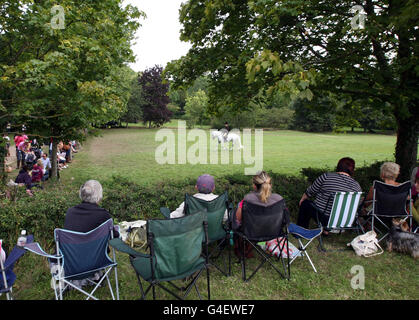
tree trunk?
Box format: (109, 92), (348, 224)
(50, 140), (59, 180)
(0, 146), (6, 185)
(394, 111), (418, 182)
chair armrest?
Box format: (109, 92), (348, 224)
(109, 238), (149, 258)
(24, 242), (61, 260)
(160, 207), (171, 219)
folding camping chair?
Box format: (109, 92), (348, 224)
(316, 191), (364, 251)
(184, 192), (232, 276)
(288, 224), (322, 273)
(24, 219), (119, 300)
(0, 235), (34, 300)
(366, 180), (412, 243)
(234, 199), (290, 282)
(160, 191), (233, 276)
(110, 212), (210, 300)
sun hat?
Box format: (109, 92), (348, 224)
(196, 174), (215, 194)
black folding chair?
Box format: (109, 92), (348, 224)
(234, 199), (290, 282)
(367, 180), (412, 242)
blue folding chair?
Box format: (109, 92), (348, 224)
(288, 224), (322, 273)
(0, 235), (34, 300)
(25, 219), (119, 300)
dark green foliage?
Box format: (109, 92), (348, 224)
(0, 161), (393, 250)
(291, 97), (336, 132)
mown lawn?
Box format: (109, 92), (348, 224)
(5, 125), (418, 301)
(60, 124), (397, 187)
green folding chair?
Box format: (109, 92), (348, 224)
(110, 212), (210, 300)
(317, 191), (364, 251)
(161, 191), (233, 276)
(184, 191), (233, 276)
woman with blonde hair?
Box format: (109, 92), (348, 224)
(234, 171), (284, 226)
(233, 171), (286, 258)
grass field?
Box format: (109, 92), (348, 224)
(61, 122), (398, 187)
(6, 124), (419, 301)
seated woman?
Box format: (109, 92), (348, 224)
(15, 165), (34, 196)
(31, 159), (44, 184)
(233, 171), (287, 258)
(64, 180), (119, 238)
(362, 162), (401, 214)
(170, 174), (228, 221)
(296, 157), (362, 233)
(234, 171), (285, 226)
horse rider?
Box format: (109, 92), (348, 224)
(222, 122), (231, 141)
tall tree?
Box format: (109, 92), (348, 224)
(165, 0), (418, 180)
(139, 65), (172, 128)
(0, 0), (142, 179)
(120, 71), (145, 125)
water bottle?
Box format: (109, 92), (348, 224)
(17, 230), (27, 247)
(0, 239), (6, 263)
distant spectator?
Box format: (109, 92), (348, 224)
(14, 134), (25, 169)
(31, 159), (44, 183)
(15, 165), (34, 195)
(40, 153), (51, 181)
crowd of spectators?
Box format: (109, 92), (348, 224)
(2, 131), (78, 196)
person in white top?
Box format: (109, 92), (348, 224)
(40, 153), (52, 180)
(170, 174), (228, 221)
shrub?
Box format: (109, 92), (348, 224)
(0, 161), (389, 249)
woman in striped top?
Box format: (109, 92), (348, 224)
(296, 157), (362, 232)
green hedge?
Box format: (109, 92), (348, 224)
(0, 161), (386, 251)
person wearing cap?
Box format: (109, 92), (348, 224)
(170, 174), (228, 221)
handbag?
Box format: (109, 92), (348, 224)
(348, 231), (383, 257)
(119, 220), (147, 248)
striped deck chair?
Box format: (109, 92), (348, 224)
(24, 219), (119, 300)
(317, 192), (364, 251)
(327, 192), (364, 231)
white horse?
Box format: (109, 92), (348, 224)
(211, 129), (243, 150)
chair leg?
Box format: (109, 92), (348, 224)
(207, 265), (211, 300)
(241, 237), (246, 281)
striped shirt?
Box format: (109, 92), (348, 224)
(306, 172), (362, 215)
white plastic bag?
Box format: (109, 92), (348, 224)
(348, 231), (383, 257)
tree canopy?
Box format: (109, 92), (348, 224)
(139, 65), (172, 128)
(0, 0), (142, 178)
(165, 0), (418, 179)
